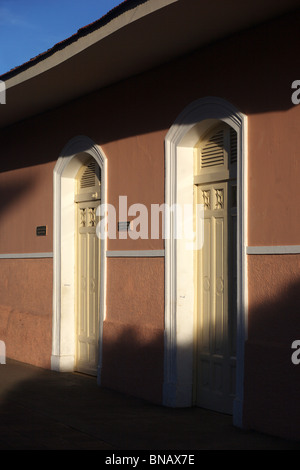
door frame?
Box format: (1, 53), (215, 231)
(51, 136), (107, 385)
(163, 97), (248, 427)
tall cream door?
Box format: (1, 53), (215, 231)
(75, 159), (101, 376)
(195, 124), (237, 414)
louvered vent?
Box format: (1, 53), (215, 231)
(230, 128), (237, 164)
(201, 130), (224, 169)
(80, 160), (96, 189)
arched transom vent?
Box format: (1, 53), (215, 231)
(194, 124), (237, 183)
(200, 129), (225, 168)
(75, 158), (101, 202)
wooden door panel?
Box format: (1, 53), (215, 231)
(76, 200), (100, 376)
(196, 182), (236, 414)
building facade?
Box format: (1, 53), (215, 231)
(1, 0), (300, 442)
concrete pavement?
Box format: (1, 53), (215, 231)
(0, 358), (299, 451)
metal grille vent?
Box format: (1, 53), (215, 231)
(201, 130), (225, 168)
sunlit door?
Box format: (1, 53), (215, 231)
(75, 159), (101, 376)
(195, 124), (237, 414)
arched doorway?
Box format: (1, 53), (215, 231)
(163, 98), (247, 427)
(51, 136), (107, 384)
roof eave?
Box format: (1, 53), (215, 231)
(0, 0), (299, 129)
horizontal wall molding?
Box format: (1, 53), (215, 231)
(106, 250), (165, 258)
(0, 252), (53, 259)
(247, 246), (300, 255)
(3, 247), (299, 258)
(0, 250), (165, 259)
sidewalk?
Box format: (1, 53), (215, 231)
(0, 358), (299, 450)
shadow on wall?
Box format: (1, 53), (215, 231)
(100, 321), (164, 405)
(0, 175), (36, 222)
(1, 8), (300, 175)
(244, 271), (300, 442)
(100, 269), (300, 444)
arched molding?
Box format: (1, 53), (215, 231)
(51, 136), (107, 384)
(163, 97), (248, 427)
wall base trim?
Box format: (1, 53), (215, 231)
(51, 354), (75, 372)
(163, 381), (193, 408)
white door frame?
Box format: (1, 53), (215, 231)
(51, 136), (107, 384)
(163, 97), (248, 427)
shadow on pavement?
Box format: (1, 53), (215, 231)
(0, 359), (300, 450)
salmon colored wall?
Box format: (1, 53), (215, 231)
(102, 257), (164, 403)
(103, 132), (166, 252)
(0, 259), (52, 368)
(0, 163), (54, 254)
(245, 255), (300, 440)
(248, 106), (300, 246)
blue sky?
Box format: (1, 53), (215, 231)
(0, 0), (123, 75)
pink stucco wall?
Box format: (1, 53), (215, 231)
(102, 257), (165, 403)
(0, 258), (52, 368)
(245, 255), (300, 440)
